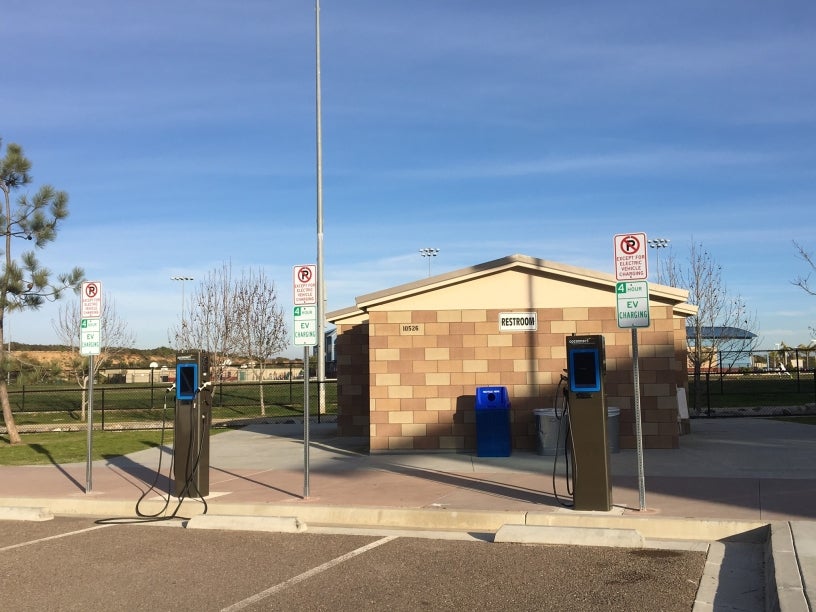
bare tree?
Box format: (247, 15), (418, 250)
(233, 268), (287, 414)
(52, 297), (135, 420)
(168, 264), (289, 415)
(1, 139), (84, 444)
(666, 240), (759, 413)
(169, 262), (239, 381)
(793, 241), (816, 339)
(793, 241), (816, 294)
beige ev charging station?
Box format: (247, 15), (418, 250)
(565, 334), (612, 511)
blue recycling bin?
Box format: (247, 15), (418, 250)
(475, 386), (511, 457)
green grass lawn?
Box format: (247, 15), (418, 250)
(0, 429), (222, 466)
(5, 380), (338, 426)
(688, 373), (816, 410)
(1, 376), (812, 467)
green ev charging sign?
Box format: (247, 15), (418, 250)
(616, 281), (650, 328)
(293, 305), (318, 346)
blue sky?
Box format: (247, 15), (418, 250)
(3, 0), (816, 354)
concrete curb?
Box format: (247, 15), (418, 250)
(495, 523), (644, 547)
(0, 505), (54, 522)
(0, 497), (769, 541)
(524, 511), (767, 542)
(186, 514), (306, 533)
(791, 521), (816, 611)
(694, 541), (725, 611)
(768, 521), (812, 612)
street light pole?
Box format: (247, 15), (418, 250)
(419, 247), (439, 277)
(647, 238), (670, 284)
(149, 361), (158, 409)
(315, 0), (326, 428)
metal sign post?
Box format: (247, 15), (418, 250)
(613, 237), (649, 511)
(616, 281), (650, 510)
(85, 355), (94, 493)
(294, 266), (318, 499)
(630, 329), (646, 510)
(303, 347), (310, 498)
(79, 281), (102, 495)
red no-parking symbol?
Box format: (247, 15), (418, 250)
(297, 266), (312, 283)
(619, 235), (641, 255)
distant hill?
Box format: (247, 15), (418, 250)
(11, 342), (175, 354)
(9, 345), (178, 370)
(8, 345), (302, 369)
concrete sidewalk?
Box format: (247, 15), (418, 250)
(2, 417), (814, 521)
(1, 417), (815, 609)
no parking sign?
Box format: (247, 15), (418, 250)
(293, 265), (316, 306)
(80, 281), (102, 318)
(613, 233), (648, 281)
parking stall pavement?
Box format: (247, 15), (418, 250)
(1, 417), (815, 610)
(0, 517), (706, 612)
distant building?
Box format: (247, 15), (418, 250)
(686, 326), (757, 370)
(313, 328), (337, 378)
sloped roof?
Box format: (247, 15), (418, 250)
(328, 254), (695, 323)
(686, 326), (757, 340)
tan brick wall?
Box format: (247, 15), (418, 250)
(342, 306), (685, 452)
(337, 298), (687, 451)
(335, 321), (370, 438)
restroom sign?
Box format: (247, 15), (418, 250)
(499, 312), (538, 332)
(614, 233), (648, 281)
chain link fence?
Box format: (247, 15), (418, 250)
(5, 347), (815, 433)
(688, 347), (816, 417)
(0, 379), (338, 434)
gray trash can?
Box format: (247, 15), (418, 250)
(533, 408), (568, 456)
(607, 406), (620, 454)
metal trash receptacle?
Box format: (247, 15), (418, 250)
(534, 408), (568, 456)
(475, 386), (511, 457)
(607, 407), (620, 454)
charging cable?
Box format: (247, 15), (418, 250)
(172, 387), (210, 514)
(134, 384), (209, 519)
(134, 385), (176, 519)
(552, 375), (575, 507)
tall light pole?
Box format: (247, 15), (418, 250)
(315, 0), (326, 426)
(149, 361), (158, 409)
(647, 238), (670, 284)
(419, 248), (439, 277)
(171, 276), (193, 347)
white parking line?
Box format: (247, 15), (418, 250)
(221, 535), (397, 612)
(0, 524), (111, 552)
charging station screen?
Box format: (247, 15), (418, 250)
(569, 349), (601, 393)
(176, 363), (198, 401)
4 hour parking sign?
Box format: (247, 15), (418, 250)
(616, 281), (650, 329)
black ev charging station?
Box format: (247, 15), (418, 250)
(174, 352), (212, 498)
(565, 334), (612, 511)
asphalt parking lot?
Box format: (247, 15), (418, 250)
(1, 517), (706, 612)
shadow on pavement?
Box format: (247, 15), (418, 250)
(31, 444), (84, 492)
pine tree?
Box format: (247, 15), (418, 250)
(0, 139), (84, 444)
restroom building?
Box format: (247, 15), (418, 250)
(327, 255), (695, 453)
